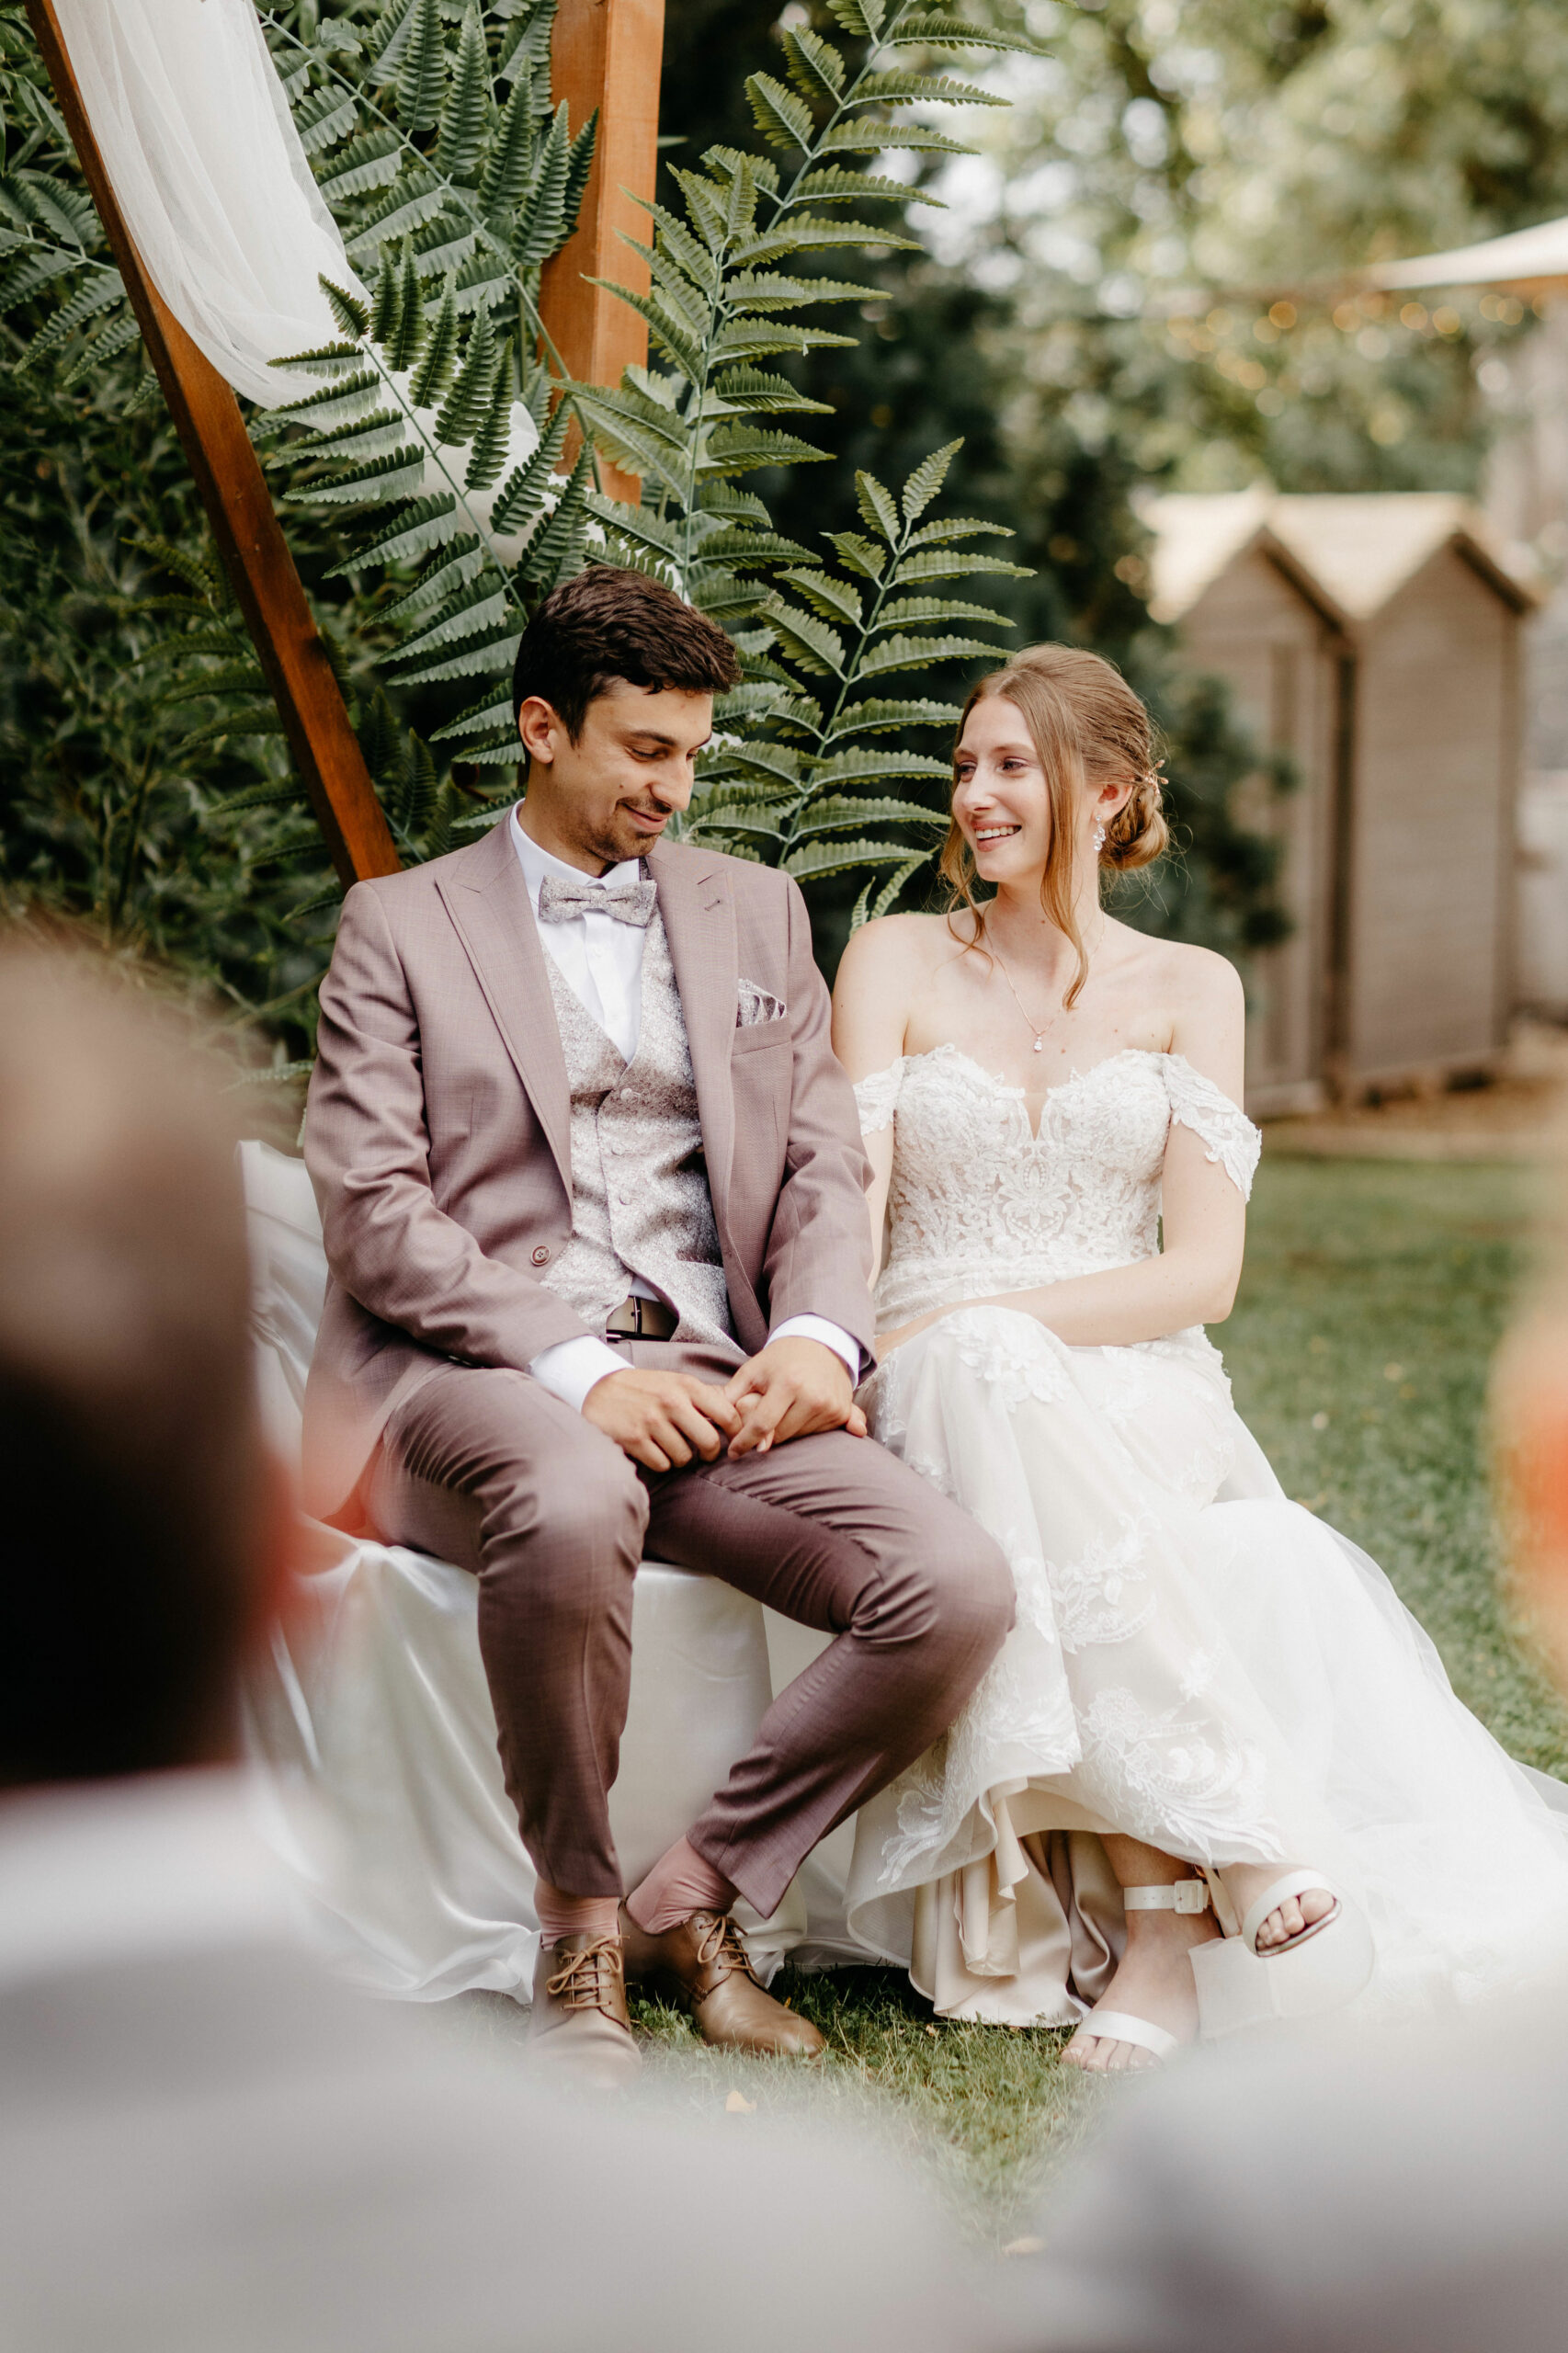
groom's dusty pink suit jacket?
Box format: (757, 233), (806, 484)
(301, 813), (878, 1521)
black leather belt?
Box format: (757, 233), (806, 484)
(605, 1295), (678, 1340)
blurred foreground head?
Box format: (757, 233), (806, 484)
(0, 941), (269, 1789)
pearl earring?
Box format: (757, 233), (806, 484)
(1093, 820), (1108, 854)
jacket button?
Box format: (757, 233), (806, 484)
(531, 1245), (551, 1267)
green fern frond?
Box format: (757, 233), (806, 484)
(906, 515), (1015, 548)
(885, 15), (1046, 54)
(408, 274), (460, 405)
(517, 442), (593, 591)
(778, 568), (861, 625)
(431, 688), (515, 742)
(480, 67), (535, 216)
(873, 594), (1011, 631)
(791, 166), (944, 206)
(382, 537), (485, 623)
(791, 796), (947, 835)
(490, 401), (572, 533)
(745, 74), (814, 153)
(562, 109), (597, 238)
(432, 304), (496, 446)
(295, 85), (358, 154)
(781, 835), (918, 881)
(347, 169), (448, 260)
(702, 424), (832, 476)
(62, 308), (140, 385)
(317, 128), (404, 201)
(13, 266), (122, 372)
(759, 599), (846, 677)
(321, 276), (370, 339)
(817, 121), (972, 157)
(709, 365), (834, 416)
(822, 698), (962, 738)
(855, 472), (901, 544)
(843, 71), (1004, 108)
(465, 346), (515, 488)
(269, 367), (385, 432)
(894, 548), (1032, 583)
(782, 27), (846, 102)
(824, 0), (887, 39)
(856, 631), (1006, 678)
(324, 493), (459, 575)
(285, 445), (426, 505)
(434, 7), (488, 184)
(898, 437), (960, 524)
(393, 623), (521, 685)
(395, 0), (447, 131)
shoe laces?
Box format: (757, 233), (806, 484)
(693, 1912), (756, 1985)
(547, 1935), (623, 2011)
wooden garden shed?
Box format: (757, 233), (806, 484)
(1148, 489), (1539, 1111)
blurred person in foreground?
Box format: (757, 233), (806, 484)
(995, 1153), (1568, 2353)
(0, 940), (1005, 2353)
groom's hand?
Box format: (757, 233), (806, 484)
(583, 1369), (742, 1472)
(722, 1336), (868, 1459)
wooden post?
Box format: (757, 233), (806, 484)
(26, 0), (400, 888)
(539, 0), (665, 502)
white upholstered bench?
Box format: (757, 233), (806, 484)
(239, 1142), (857, 1999)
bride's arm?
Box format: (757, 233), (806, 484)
(832, 917), (919, 1284)
(880, 949), (1250, 1353)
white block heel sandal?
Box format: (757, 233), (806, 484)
(1190, 1868), (1375, 2041)
(1071, 1879), (1214, 2066)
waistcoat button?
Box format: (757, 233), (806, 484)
(531, 1245), (550, 1266)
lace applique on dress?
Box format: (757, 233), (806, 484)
(1163, 1053), (1262, 1200)
(852, 1058), (903, 1137)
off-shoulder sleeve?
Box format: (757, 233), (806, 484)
(852, 1058), (904, 1137)
(1164, 1053), (1262, 1200)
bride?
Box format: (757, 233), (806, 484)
(831, 642), (1568, 2069)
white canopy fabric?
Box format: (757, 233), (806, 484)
(52, 0), (366, 406)
(1374, 213), (1568, 294)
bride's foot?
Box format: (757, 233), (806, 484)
(1062, 1895), (1220, 2075)
(1221, 1861), (1337, 1952)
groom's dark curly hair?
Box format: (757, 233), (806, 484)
(513, 567), (741, 741)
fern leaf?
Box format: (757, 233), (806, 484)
(844, 71), (1004, 107)
(160, 665), (268, 706)
(894, 548), (1032, 584)
(268, 338), (362, 376)
(391, 581), (511, 663)
(760, 598), (846, 677)
(517, 443), (593, 591)
(431, 688), (516, 741)
(869, 855), (928, 919)
(268, 407), (408, 468)
(13, 267), (122, 372)
(395, 0), (447, 131)
(205, 782), (312, 819)
(295, 84), (358, 154)
(744, 73), (814, 153)
(465, 342), (515, 488)
(480, 68), (535, 216)
(782, 27), (846, 101)
(777, 568), (862, 628)
(513, 102), (573, 267)
(817, 696), (962, 739)
(702, 424), (831, 475)
(707, 365), (835, 417)
(792, 166), (945, 206)
(781, 836), (915, 881)
(855, 470), (901, 545)
(409, 213), (478, 278)
(791, 796), (948, 835)
(810, 745), (954, 781)
(856, 631), (1006, 678)
(393, 624), (522, 686)
(825, 530), (886, 580)
(585, 278), (703, 381)
(907, 515), (1014, 548)
(451, 244), (516, 314)
(286, 446), (426, 505)
(725, 271), (885, 310)
(712, 321), (858, 361)
(316, 128), (403, 201)
(874, 594), (1011, 631)
(434, 6), (488, 184)
(818, 120), (972, 156)
(347, 171), (448, 258)
(899, 437), (960, 525)
(176, 710), (288, 755)
(386, 243), (426, 369)
(369, 247), (406, 350)
(489, 400), (572, 533)
(248, 835), (335, 875)
(460, 737), (528, 770)
(885, 16), (1046, 54)
(408, 274), (460, 405)
(733, 217), (922, 267)
(62, 308), (140, 385)
(125, 535), (220, 599)
(433, 306), (496, 446)
(321, 276), (370, 339)
(562, 109), (597, 241)
(585, 494), (680, 563)
(381, 536), (485, 622)
(695, 527), (818, 569)
(825, 0), (887, 37)
(713, 742), (804, 789)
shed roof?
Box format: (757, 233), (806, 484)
(1146, 489), (1540, 626)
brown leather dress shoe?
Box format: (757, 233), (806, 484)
(619, 1906), (825, 2059)
(528, 1932), (642, 2090)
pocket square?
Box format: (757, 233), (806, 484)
(736, 977), (787, 1028)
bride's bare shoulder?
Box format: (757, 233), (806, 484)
(834, 910), (962, 997)
(1113, 924), (1243, 1009)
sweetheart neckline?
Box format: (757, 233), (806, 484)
(889, 1042), (1173, 1142)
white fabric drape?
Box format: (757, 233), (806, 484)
(52, 0), (365, 406)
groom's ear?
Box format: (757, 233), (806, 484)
(517, 697), (562, 767)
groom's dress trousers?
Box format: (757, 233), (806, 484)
(303, 813), (1012, 1911)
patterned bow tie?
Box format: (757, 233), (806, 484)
(536, 874), (656, 928)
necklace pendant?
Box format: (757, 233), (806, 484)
(1032, 1036), (1044, 1052)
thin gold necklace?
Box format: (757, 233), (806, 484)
(988, 919), (1104, 1054)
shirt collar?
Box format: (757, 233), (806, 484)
(511, 808), (642, 912)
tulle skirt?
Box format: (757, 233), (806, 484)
(844, 1304), (1568, 2026)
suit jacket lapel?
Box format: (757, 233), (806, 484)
(649, 838), (736, 1221)
(434, 813), (574, 1204)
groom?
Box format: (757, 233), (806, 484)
(303, 568), (1013, 2086)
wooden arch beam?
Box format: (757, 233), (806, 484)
(26, 0), (400, 889)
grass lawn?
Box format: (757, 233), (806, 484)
(453, 1155), (1568, 2238)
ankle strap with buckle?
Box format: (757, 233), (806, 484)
(1124, 1879), (1211, 1915)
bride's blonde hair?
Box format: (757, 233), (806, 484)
(940, 643), (1168, 1007)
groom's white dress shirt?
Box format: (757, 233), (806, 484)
(512, 812), (862, 1414)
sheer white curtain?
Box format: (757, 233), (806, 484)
(52, 0), (365, 406)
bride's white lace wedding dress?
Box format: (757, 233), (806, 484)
(841, 1044), (1568, 2027)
